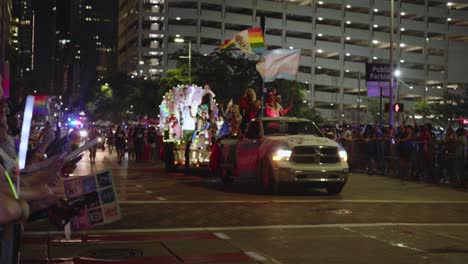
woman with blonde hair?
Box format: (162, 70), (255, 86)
(239, 88), (260, 131)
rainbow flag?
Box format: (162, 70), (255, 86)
(33, 95), (48, 115)
(220, 27), (265, 54)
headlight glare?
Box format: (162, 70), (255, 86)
(272, 149), (292, 161)
(339, 150), (348, 162)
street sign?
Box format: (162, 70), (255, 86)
(366, 63), (393, 97)
(366, 63), (392, 82)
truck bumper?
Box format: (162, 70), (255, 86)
(273, 167), (349, 184)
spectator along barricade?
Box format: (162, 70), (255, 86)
(337, 123), (467, 188)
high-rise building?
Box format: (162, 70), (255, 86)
(118, 0), (164, 78)
(13, 0), (33, 76)
(28, 0), (116, 106)
(117, 0), (468, 121)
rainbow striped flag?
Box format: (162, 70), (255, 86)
(33, 95), (48, 115)
(220, 27), (265, 54)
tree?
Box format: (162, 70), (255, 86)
(414, 99), (432, 123)
(431, 91), (464, 127)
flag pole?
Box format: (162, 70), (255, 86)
(260, 16), (266, 118)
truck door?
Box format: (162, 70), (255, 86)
(237, 120), (261, 177)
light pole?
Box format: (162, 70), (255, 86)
(175, 37), (192, 83)
(389, 0), (395, 126)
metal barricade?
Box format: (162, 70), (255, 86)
(0, 223), (20, 264)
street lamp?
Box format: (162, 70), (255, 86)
(174, 37), (192, 83)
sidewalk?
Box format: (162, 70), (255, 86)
(21, 231), (260, 263)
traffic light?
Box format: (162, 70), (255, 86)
(393, 103), (404, 113)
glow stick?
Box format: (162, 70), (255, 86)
(19, 96), (35, 170)
(4, 170), (19, 199)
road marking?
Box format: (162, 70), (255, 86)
(213, 232), (230, 240)
(120, 199), (468, 205)
(342, 227), (426, 254)
(24, 223), (468, 235)
(245, 251), (267, 261)
(135, 184), (143, 188)
(144, 190), (154, 194)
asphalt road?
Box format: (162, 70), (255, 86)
(22, 150), (468, 264)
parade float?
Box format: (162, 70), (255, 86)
(159, 84), (219, 170)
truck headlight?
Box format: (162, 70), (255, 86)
(338, 150), (348, 162)
(272, 149), (292, 161)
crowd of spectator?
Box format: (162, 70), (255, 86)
(0, 91), (91, 261)
(321, 115), (468, 187)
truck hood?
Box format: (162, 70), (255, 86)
(264, 135), (339, 148)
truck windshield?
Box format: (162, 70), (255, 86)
(262, 121), (323, 137)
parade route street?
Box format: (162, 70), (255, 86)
(23, 151), (468, 264)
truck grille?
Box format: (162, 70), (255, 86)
(290, 146), (340, 164)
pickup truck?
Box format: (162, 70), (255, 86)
(211, 117), (349, 194)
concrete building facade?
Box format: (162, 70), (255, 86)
(118, 0), (468, 121)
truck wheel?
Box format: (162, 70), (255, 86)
(260, 158), (279, 194)
(326, 183), (344, 195)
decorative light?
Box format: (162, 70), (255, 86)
(372, 40), (379, 44)
(318, 17), (323, 21)
(401, 28), (405, 31)
(318, 1), (323, 5)
(176, 17), (181, 20)
(447, 2), (454, 7)
(289, 46), (294, 49)
(346, 20), (351, 24)
(400, 43), (406, 47)
(317, 33), (323, 37)
(394, 69), (401, 77)
(346, 36), (351, 40)
(346, 53), (350, 56)
(373, 56), (378, 60)
(447, 18), (452, 22)
(373, 24), (378, 28)
(373, 8), (379, 12)
(346, 5), (351, 8)
(317, 49), (323, 53)
(400, 12), (406, 16)
(400, 59), (405, 63)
